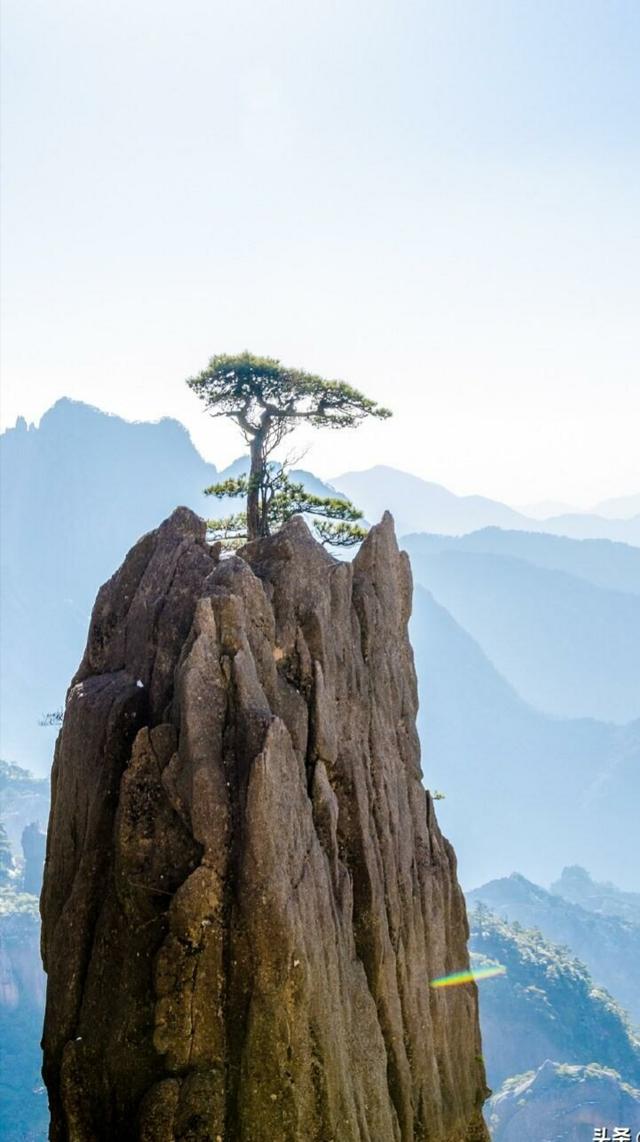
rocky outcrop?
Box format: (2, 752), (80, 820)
(41, 508), (489, 1142)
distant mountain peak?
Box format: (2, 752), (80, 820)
(37, 397), (196, 440)
(594, 492), (640, 520)
(332, 465), (640, 545)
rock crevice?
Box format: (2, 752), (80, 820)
(41, 508), (488, 1141)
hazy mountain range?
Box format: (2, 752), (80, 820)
(411, 588), (640, 888)
(405, 533), (640, 722)
(333, 465), (640, 545)
(404, 526), (640, 600)
(522, 492), (640, 520)
(550, 865), (640, 925)
(594, 492), (640, 519)
(1, 399), (639, 892)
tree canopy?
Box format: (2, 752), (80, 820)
(205, 466), (368, 548)
(187, 352), (391, 541)
(186, 351), (391, 435)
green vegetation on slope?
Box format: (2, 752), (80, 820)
(467, 873), (640, 1024)
(469, 906), (640, 1090)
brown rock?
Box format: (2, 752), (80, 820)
(41, 507), (489, 1141)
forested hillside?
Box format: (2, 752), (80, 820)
(469, 908), (640, 1088)
(468, 873), (640, 1023)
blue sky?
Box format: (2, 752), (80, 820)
(2, 0), (639, 505)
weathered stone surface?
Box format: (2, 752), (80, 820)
(41, 507), (489, 1141)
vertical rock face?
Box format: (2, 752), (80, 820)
(41, 508), (489, 1142)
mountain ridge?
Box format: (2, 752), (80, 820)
(402, 526), (640, 596)
(467, 873), (640, 1024)
(468, 907), (640, 1089)
(332, 464), (640, 545)
(405, 538), (640, 723)
(412, 586), (640, 889)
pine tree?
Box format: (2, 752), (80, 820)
(187, 352), (390, 541)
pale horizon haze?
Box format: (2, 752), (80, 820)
(2, 0), (639, 507)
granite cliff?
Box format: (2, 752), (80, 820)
(41, 508), (488, 1141)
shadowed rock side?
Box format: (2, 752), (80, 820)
(41, 507), (489, 1142)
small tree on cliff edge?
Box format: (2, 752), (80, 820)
(203, 465), (369, 548)
(186, 352), (391, 543)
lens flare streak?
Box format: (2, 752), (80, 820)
(430, 965), (506, 989)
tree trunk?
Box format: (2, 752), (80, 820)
(247, 434), (263, 540)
